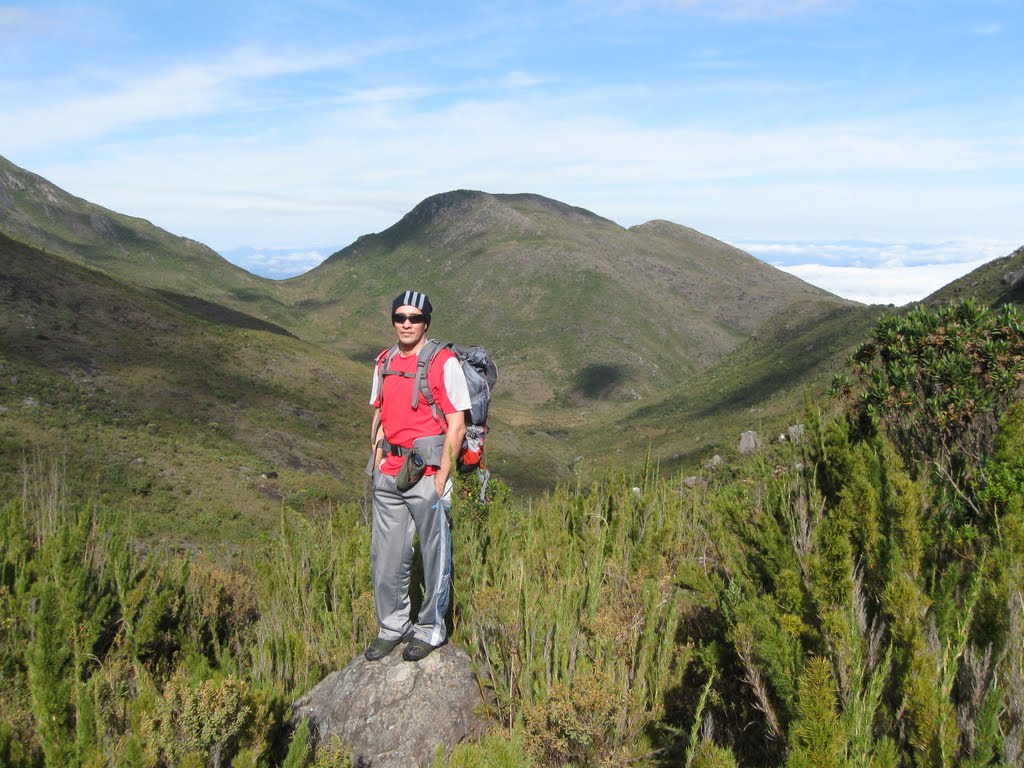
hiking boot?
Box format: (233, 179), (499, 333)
(402, 638), (438, 662)
(364, 632), (410, 662)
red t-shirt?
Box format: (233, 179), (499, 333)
(373, 348), (462, 476)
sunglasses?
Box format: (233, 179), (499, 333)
(392, 312), (428, 325)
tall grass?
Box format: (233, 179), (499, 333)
(1, 384), (1022, 767)
(453, 470), (707, 762)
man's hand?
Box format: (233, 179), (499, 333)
(434, 472), (449, 500)
(435, 410), (465, 503)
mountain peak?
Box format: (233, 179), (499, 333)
(368, 190), (616, 251)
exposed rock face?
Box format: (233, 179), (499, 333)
(703, 454), (724, 470)
(293, 644), (488, 767)
(1005, 268), (1024, 290)
(738, 430), (760, 454)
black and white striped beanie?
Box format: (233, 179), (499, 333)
(392, 290), (432, 321)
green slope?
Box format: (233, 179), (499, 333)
(584, 300), (886, 474)
(0, 231), (370, 552)
(8, 155), (1019, 524)
(282, 190), (854, 407)
(0, 154), (296, 329)
(924, 244), (1024, 308)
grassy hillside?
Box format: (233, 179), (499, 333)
(924, 243), (1024, 308)
(2, 156), (875, 502)
(0, 231), (371, 553)
(9, 155), (1020, 524)
(281, 191), (853, 410)
(2, 297), (1021, 765)
(0, 154), (296, 329)
(572, 299), (886, 476)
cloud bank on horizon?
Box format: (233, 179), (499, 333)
(1, 0), (1021, 303)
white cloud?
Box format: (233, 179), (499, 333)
(26, 92), (1023, 263)
(348, 86), (433, 104)
(0, 45), (380, 152)
(9, 38), (1021, 274)
(221, 247), (331, 279)
(973, 22), (1002, 36)
(748, 239), (1018, 305)
(500, 70), (550, 89)
(775, 261), (989, 306)
(703, 0), (836, 20)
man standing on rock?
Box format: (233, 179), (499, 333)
(364, 290), (469, 662)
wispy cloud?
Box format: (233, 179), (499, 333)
(590, 0), (838, 20)
(500, 70), (551, 88)
(743, 239), (1018, 305)
(973, 22), (1002, 36)
(5, 0), (1020, 299)
(27, 90), (1023, 259)
(218, 246), (333, 280)
(0, 45), (384, 151)
(697, 0), (837, 21)
(348, 86), (434, 104)
(0, 5), (31, 27)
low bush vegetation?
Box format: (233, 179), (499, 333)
(0, 300), (1021, 766)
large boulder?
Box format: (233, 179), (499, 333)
(292, 643), (488, 767)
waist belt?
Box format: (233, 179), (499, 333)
(381, 439), (413, 458)
(380, 434), (446, 465)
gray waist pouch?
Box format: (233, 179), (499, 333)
(395, 435), (446, 491)
(412, 435), (447, 467)
(396, 451), (426, 491)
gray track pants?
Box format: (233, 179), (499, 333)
(370, 470), (452, 647)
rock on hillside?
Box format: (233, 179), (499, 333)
(293, 644), (487, 767)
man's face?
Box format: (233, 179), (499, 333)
(392, 304), (429, 348)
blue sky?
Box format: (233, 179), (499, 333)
(2, 0), (1021, 304)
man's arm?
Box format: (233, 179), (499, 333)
(369, 407), (383, 470)
(367, 359), (385, 474)
(434, 409), (466, 498)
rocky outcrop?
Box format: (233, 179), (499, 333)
(1004, 268), (1024, 291)
(292, 644), (488, 767)
(738, 430), (760, 454)
(787, 424), (805, 444)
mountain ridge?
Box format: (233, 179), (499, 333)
(4, 152), (1020, 521)
(0, 154), (298, 328)
(281, 187), (854, 409)
(924, 244), (1024, 308)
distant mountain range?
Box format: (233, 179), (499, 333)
(1, 152), (1020, 548)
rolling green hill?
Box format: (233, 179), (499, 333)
(924, 243), (1024, 308)
(0, 230), (370, 553)
(5, 152), (1020, 550)
(280, 190), (853, 407)
(0, 155), (296, 329)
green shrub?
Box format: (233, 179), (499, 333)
(4, 305), (1024, 768)
(137, 669), (259, 767)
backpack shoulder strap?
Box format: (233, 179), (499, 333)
(374, 344), (400, 401)
(413, 339), (447, 415)
(378, 344), (404, 376)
